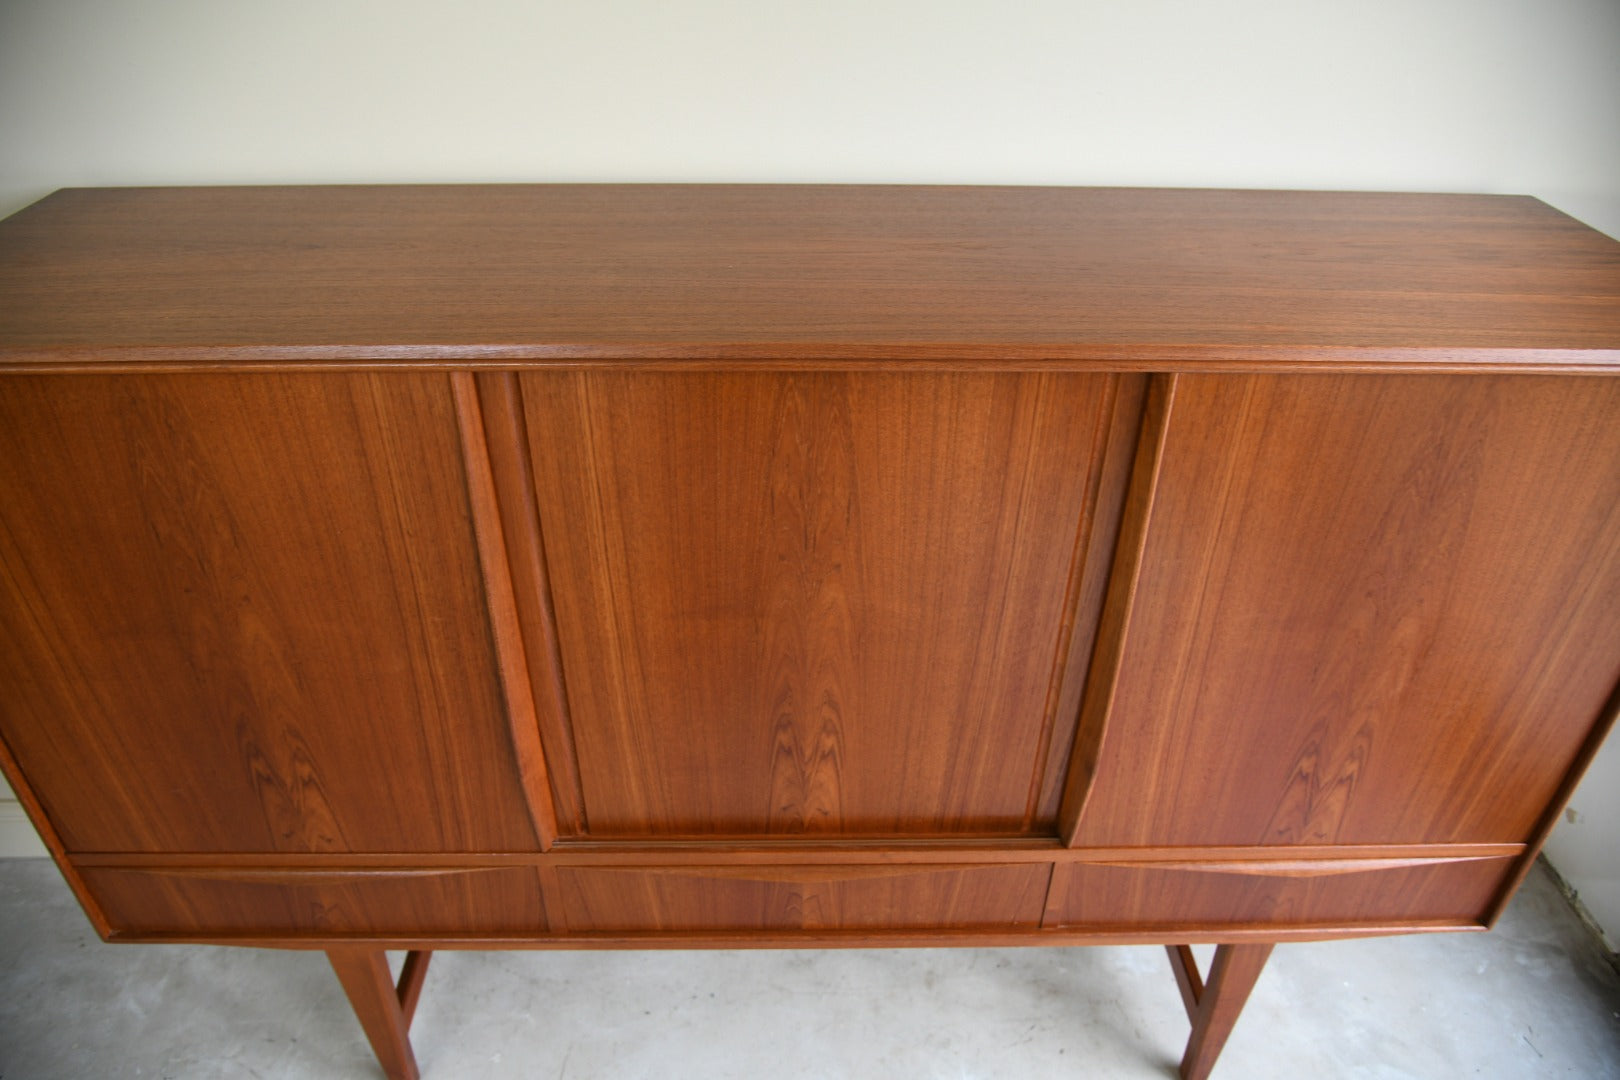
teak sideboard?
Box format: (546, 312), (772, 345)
(1, 185), (1618, 1079)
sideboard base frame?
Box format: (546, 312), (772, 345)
(328, 949), (433, 1080)
(315, 940), (1283, 1080)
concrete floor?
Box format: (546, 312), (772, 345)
(1, 859), (1617, 1079)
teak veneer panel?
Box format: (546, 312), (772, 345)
(1047, 856), (1513, 931)
(1072, 373), (1620, 848)
(520, 370), (1129, 837)
(83, 866), (549, 936)
(0, 373), (539, 854)
(557, 863), (1051, 933)
(1, 185), (1618, 369)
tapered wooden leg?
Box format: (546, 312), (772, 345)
(328, 948), (431, 1080)
(1165, 943), (1274, 1080)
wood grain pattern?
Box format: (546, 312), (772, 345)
(1059, 373), (1177, 842)
(84, 866), (548, 935)
(1030, 374), (1148, 826)
(474, 372), (589, 835)
(5, 185), (1618, 1080)
(450, 371), (559, 849)
(1175, 944), (1274, 1080)
(0, 373), (539, 853)
(519, 371), (1119, 836)
(395, 951), (432, 1030)
(1166, 945), (1204, 1020)
(1047, 857), (1512, 930)
(1486, 675), (1620, 926)
(1, 186), (1617, 371)
(105, 919), (1488, 951)
(1071, 374), (1620, 848)
(0, 728), (114, 936)
(327, 949), (420, 1080)
(556, 863), (1050, 932)
(69, 840), (1522, 871)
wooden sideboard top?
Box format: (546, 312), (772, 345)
(1, 184), (1618, 372)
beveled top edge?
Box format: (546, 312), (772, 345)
(3, 183), (1618, 371)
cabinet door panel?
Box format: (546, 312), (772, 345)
(1074, 374), (1620, 847)
(0, 374), (539, 853)
(521, 372), (1128, 836)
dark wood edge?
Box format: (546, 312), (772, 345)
(79, 866), (525, 883)
(1023, 377), (1120, 826)
(1484, 673), (1620, 926)
(0, 730), (115, 939)
(550, 861), (1043, 882)
(3, 345), (1620, 373)
(1177, 943), (1275, 1080)
(1079, 855), (1509, 876)
(1058, 373), (1179, 843)
(1166, 944), (1204, 1020)
(1029, 375), (1150, 825)
(104, 919), (1489, 951)
(473, 372), (588, 834)
(396, 950), (432, 1030)
(327, 948), (420, 1080)
(68, 841), (1524, 870)
(450, 371), (560, 851)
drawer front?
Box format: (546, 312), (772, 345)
(82, 866), (549, 936)
(558, 863), (1051, 933)
(1048, 856), (1514, 931)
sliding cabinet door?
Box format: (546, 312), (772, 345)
(1070, 374), (1620, 849)
(504, 371), (1142, 838)
(0, 373), (540, 854)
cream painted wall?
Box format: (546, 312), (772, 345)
(0, 0), (1616, 942)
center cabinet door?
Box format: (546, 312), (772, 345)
(494, 371), (1142, 838)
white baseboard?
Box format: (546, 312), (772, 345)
(0, 799), (49, 858)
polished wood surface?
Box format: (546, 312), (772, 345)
(1172, 944), (1274, 1080)
(518, 371), (1126, 836)
(395, 951), (433, 1029)
(1, 185), (1617, 370)
(1060, 373), (1178, 842)
(450, 371), (560, 850)
(1046, 856), (1512, 930)
(473, 372), (590, 835)
(0, 373), (538, 853)
(2, 184), (1618, 1079)
(67, 839), (1522, 870)
(556, 863), (1051, 932)
(81, 866), (549, 935)
(1071, 373), (1620, 848)
(328, 948), (421, 1080)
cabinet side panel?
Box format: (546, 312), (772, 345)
(1073, 374), (1620, 847)
(521, 371), (1116, 836)
(0, 373), (540, 853)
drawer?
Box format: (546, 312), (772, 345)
(1047, 856), (1514, 931)
(80, 866), (550, 937)
(557, 863), (1051, 933)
